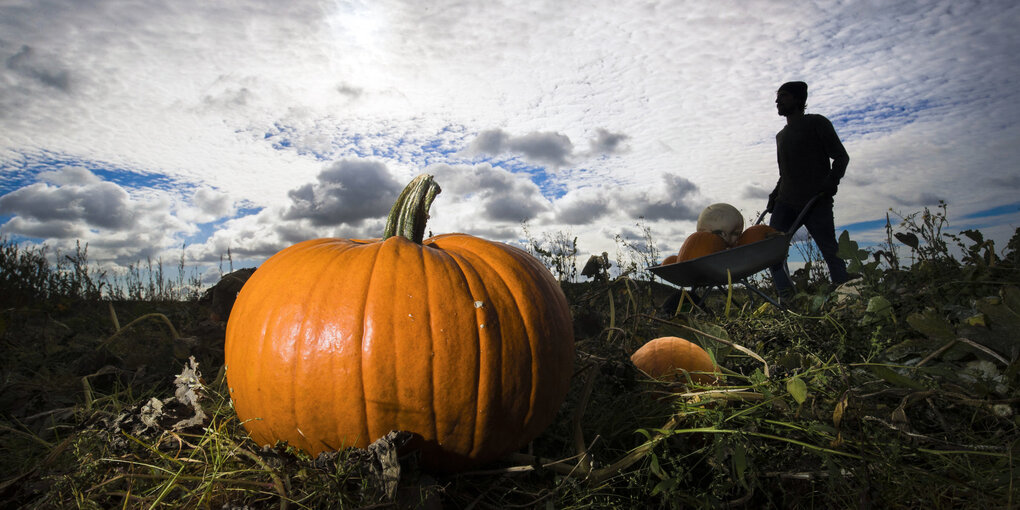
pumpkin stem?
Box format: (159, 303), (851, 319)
(383, 174), (442, 244)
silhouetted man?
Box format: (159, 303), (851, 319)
(767, 81), (850, 298)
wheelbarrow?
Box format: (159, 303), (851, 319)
(649, 194), (823, 310)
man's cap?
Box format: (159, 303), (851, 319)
(778, 81), (808, 102)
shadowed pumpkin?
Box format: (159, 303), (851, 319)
(677, 231), (729, 261)
(736, 224), (782, 247)
(630, 336), (717, 385)
(224, 174), (575, 472)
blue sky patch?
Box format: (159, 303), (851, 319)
(832, 98), (940, 139)
(838, 217), (889, 234)
(0, 150), (191, 195)
(182, 205), (263, 245)
(960, 201), (1020, 220)
(260, 122), (472, 169)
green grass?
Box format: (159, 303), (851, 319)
(1, 207), (1019, 509)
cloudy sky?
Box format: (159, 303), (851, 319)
(2, 0), (1019, 285)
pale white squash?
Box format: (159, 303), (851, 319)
(696, 203), (744, 247)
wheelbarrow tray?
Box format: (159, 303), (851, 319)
(649, 233), (792, 288)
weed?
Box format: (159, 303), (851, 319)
(613, 218), (660, 281)
(522, 221), (580, 282)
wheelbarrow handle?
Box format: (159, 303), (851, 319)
(755, 193), (825, 235)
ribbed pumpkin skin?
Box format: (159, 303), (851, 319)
(225, 233), (574, 472)
(677, 232), (729, 261)
(630, 336), (716, 385)
(736, 224), (781, 247)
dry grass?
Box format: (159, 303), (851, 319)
(2, 216), (1019, 508)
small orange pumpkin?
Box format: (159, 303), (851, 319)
(630, 336), (717, 385)
(736, 224), (782, 247)
(677, 232), (728, 261)
(225, 174), (575, 472)
(661, 254), (679, 266)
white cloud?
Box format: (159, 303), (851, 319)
(429, 163), (551, 226)
(553, 188), (611, 225)
(180, 187), (236, 224)
(615, 173), (705, 223)
(588, 128), (630, 156)
(283, 159), (403, 226)
(462, 129), (575, 167)
(0, 171), (138, 231)
(1, 0), (1019, 277)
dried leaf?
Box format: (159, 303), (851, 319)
(832, 394), (848, 428)
(138, 397), (164, 429)
(891, 405), (911, 432)
(172, 356), (208, 431)
(365, 430), (411, 500)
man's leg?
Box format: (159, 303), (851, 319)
(768, 202), (798, 293)
(802, 197), (849, 286)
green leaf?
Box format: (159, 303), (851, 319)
(649, 453), (666, 480)
(787, 376), (808, 405)
(884, 338), (938, 361)
(965, 314), (987, 327)
(778, 352), (805, 371)
(650, 478), (678, 496)
(836, 230), (858, 260)
(962, 229), (984, 244)
(866, 296), (893, 314)
(895, 232), (919, 249)
(869, 365), (927, 390)
(732, 442), (748, 489)
(1001, 286), (1020, 315)
(963, 295), (1020, 359)
(978, 295), (1020, 329)
(906, 310), (956, 342)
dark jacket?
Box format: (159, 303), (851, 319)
(772, 114), (849, 209)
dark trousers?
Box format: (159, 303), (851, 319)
(768, 197), (849, 292)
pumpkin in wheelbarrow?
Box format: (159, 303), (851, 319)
(677, 231), (729, 261)
(697, 203), (744, 247)
(736, 225), (782, 247)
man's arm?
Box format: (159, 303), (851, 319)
(767, 179), (780, 213)
(817, 116), (849, 195)
(819, 116), (849, 180)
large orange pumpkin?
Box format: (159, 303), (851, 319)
(630, 336), (717, 385)
(661, 254), (679, 266)
(736, 224), (782, 247)
(225, 174), (575, 472)
(677, 231), (729, 261)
